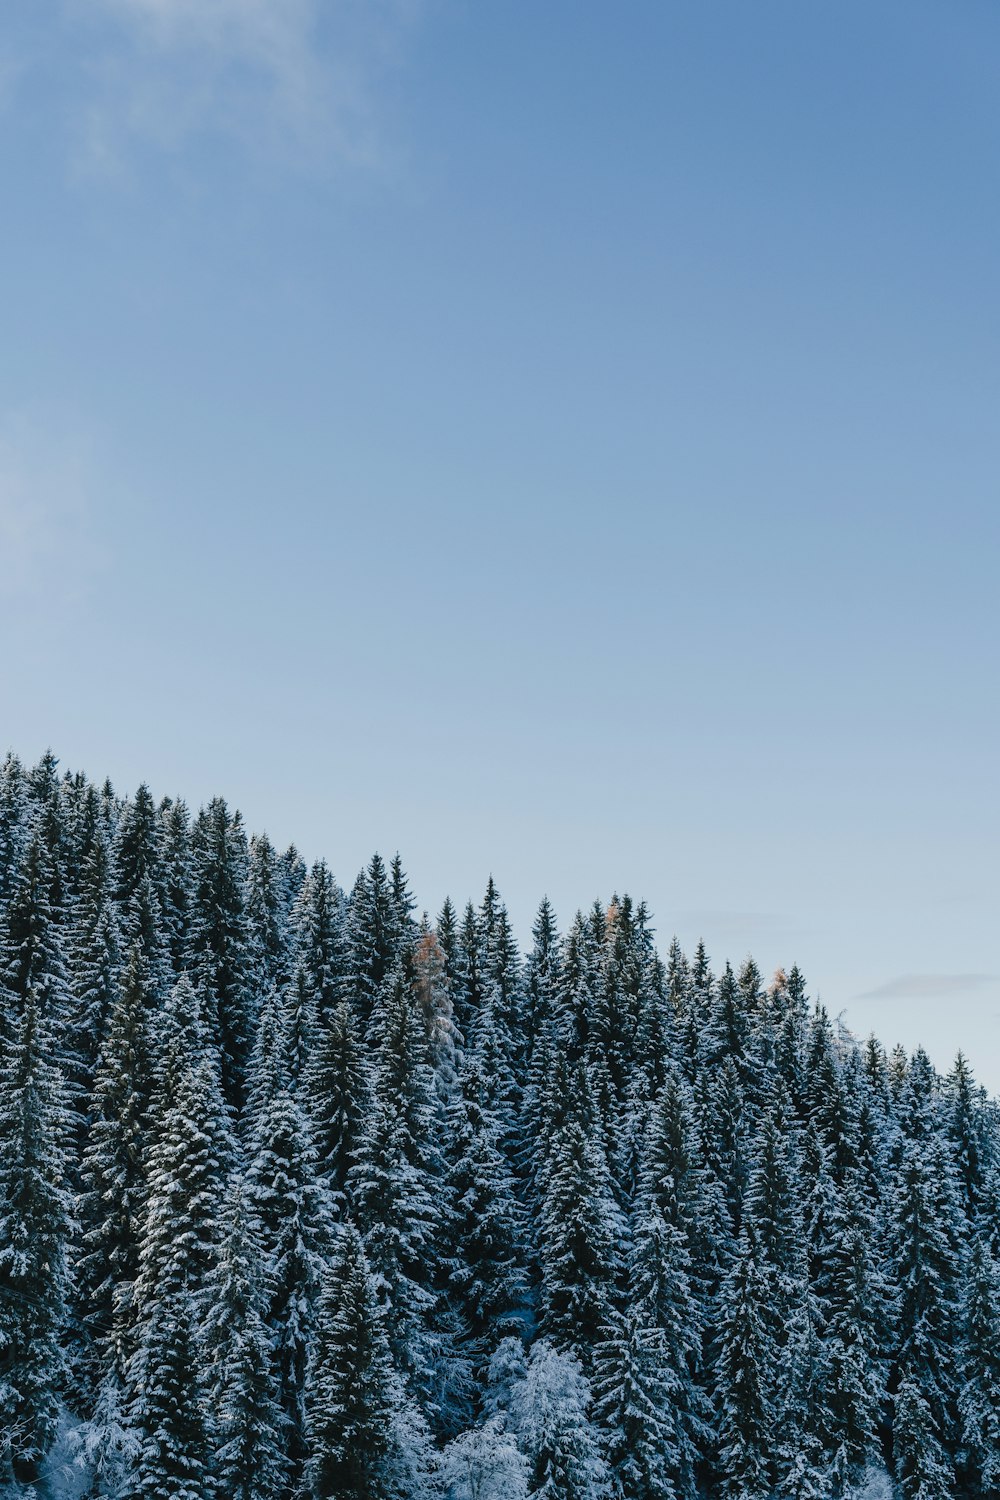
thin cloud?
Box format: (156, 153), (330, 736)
(71, 0), (416, 173)
(857, 974), (1000, 1002)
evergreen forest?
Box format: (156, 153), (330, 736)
(1, 751), (999, 1500)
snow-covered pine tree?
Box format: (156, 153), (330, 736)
(349, 853), (403, 1025)
(305, 1226), (399, 1500)
(506, 1339), (610, 1500)
(413, 918), (462, 1106)
(0, 996), (71, 1487)
(957, 1234), (1000, 1495)
(292, 859), (347, 1021)
(157, 794), (194, 977)
(537, 1060), (622, 1373)
(246, 1086), (329, 1492)
(0, 752), (28, 913)
(190, 796), (255, 1109)
(944, 1052), (994, 1230)
(436, 896), (472, 1039)
(593, 1196), (707, 1500)
(131, 1046), (232, 1313)
(303, 992), (372, 1213)
(890, 1135), (965, 1497)
(347, 960), (448, 1415)
(714, 1226), (775, 1500)
(64, 823), (121, 1134)
(275, 957), (320, 1095)
(113, 785), (161, 928)
(247, 832), (293, 996)
(126, 1287), (214, 1500)
(76, 943), (154, 1399)
(0, 815), (73, 1051)
(444, 1050), (531, 1387)
(201, 1178), (287, 1500)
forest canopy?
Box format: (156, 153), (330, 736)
(0, 751), (997, 1500)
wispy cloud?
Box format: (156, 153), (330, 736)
(0, 411), (109, 603)
(857, 973), (1000, 1002)
(70, 0), (416, 174)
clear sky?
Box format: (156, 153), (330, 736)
(2, 2), (998, 1088)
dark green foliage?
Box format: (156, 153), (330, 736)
(306, 1228), (398, 1500)
(1, 751), (998, 1500)
(127, 1288), (214, 1500)
(0, 998), (71, 1485)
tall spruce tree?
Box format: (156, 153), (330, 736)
(202, 1179), (287, 1500)
(190, 796), (255, 1109)
(76, 944), (154, 1398)
(714, 1227), (775, 1500)
(246, 1087), (329, 1493)
(305, 1227), (399, 1500)
(891, 1136), (965, 1497)
(538, 1061), (622, 1371)
(126, 1288), (214, 1500)
(444, 1052), (531, 1378)
(0, 997), (71, 1486)
(957, 1235), (1000, 1495)
(303, 993), (372, 1212)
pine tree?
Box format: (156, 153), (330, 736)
(957, 1235), (1000, 1494)
(893, 1377), (953, 1500)
(113, 785), (161, 925)
(642, 1069), (722, 1303)
(478, 879), (524, 1085)
(349, 853), (401, 1023)
(525, 896), (561, 1064)
(507, 1340), (610, 1500)
(944, 1052), (992, 1228)
(27, 751), (70, 915)
(714, 1227), (775, 1500)
(190, 796), (255, 1109)
(445, 1053), (530, 1377)
(0, 752), (28, 911)
(0, 997), (71, 1486)
(202, 1179), (287, 1500)
(593, 1200), (707, 1500)
(126, 1288), (214, 1500)
(0, 817), (72, 1045)
(275, 958), (320, 1095)
(822, 1219), (888, 1489)
(348, 963), (445, 1409)
(133, 1049), (232, 1313)
(76, 944), (154, 1395)
(65, 826), (121, 1129)
(694, 1055), (745, 1240)
(157, 794), (194, 976)
(413, 919), (462, 1104)
(891, 1136), (964, 1497)
(305, 1228), (398, 1500)
(248, 832), (293, 994)
(538, 1062), (622, 1371)
(303, 994), (372, 1212)
(247, 1087), (329, 1492)
(744, 1092), (804, 1336)
(436, 896), (472, 1039)
(292, 860), (347, 1020)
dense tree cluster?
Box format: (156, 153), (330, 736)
(1, 750), (999, 1499)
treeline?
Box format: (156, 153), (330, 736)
(0, 751), (998, 1500)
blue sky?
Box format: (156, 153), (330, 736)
(2, 2), (999, 1087)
